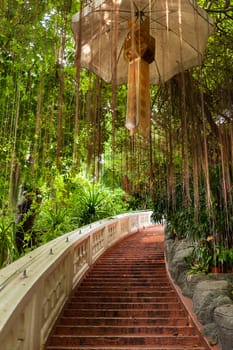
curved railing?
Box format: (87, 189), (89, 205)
(0, 210), (153, 350)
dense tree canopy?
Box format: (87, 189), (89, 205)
(0, 0), (233, 270)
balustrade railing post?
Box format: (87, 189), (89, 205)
(34, 282), (44, 350)
(103, 225), (108, 249)
(128, 215), (132, 233)
(87, 234), (92, 267)
(65, 247), (74, 296)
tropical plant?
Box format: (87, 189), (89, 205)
(211, 244), (230, 272)
(74, 183), (125, 226)
(186, 244), (212, 274)
(227, 249), (233, 270)
(0, 213), (16, 267)
(36, 204), (73, 243)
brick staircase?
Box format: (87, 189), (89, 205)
(45, 225), (211, 350)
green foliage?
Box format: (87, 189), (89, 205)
(69, 177), (129, 226)
(127, 190), (153, 211)
(152, 195), (166, 223)
(212, 244), (229, 270)
(186, 242), (233, 275)
(186, 243), (213, 274)
(0, 213), (17, 267)
(75, 184), (115, 225)
(35, 204), (73, 243)
(33, 173), (129, 243)
(101, 167), (121, 188)
(227, 249), (233, 269)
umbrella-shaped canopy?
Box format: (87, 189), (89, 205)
(71, 0), (214, 135)
(71, 0), (213, 84)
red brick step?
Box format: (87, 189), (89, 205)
(59, 316), (190, 327)
(54, 325), (196, 336)
(46, 347), (209, 350)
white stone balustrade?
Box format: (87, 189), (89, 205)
(0, 210), (152, 350)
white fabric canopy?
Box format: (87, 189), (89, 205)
(71, 0), (214, 84)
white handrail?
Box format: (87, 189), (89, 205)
(0, 210), (152, 350)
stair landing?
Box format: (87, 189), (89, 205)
(45, 225), (213, 350)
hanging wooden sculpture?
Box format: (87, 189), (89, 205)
(124, 19), (155, 136)
(71, 0), (214, 136)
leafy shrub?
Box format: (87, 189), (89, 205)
(35, 203), (74, 243)
(34, 174), (129, 242)
(69, 182), (129, 226)
(0, 212), (17, 267)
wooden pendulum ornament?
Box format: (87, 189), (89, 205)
(123, 19), (155, 136)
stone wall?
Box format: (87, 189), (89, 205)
(164, 230), (233, 350)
